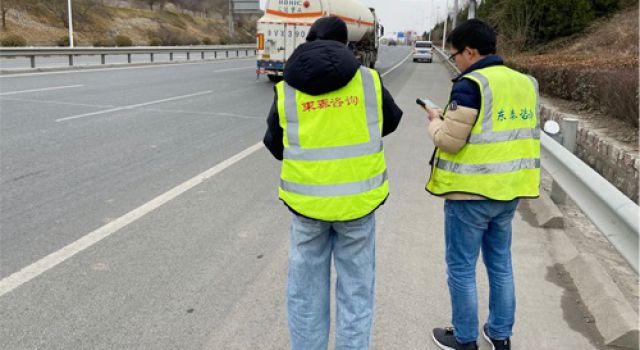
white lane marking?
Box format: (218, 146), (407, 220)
(0, 96), (115, 109)
(56, 91), (213, 122)
(0, 141), (265, 298)
(380, 52), (413, 78)
(0, 58), (255, 78)
(138, 108), (260, 120)
(0, 85), (84, 96)
(212, 66), (254, 73)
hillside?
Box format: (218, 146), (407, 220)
(0, 0), (259, 46)
(509, 9), (638, 69)
(508, 7), (639, 127)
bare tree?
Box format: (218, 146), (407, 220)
(39, 0), (70, 28)
(0, 0), (18, 30)
(146, 0), (167, 10)
(468, 0), (477, 19)
(1, 0), (7, 30)
(76, 0), (99, 18)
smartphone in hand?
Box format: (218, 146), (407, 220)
(416, 98), (440, 110)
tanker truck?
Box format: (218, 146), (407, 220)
(256, 0), (383, 82)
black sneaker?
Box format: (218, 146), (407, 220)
(432, 327), (478, 350)
(482, 324), (511, 350)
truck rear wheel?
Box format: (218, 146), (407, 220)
(268, 74), (282, 83)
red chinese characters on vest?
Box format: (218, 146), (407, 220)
(301, 96), (360, 112)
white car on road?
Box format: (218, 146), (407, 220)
(413, 40), (433, 63)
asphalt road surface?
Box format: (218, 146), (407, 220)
(0, 47), (608, 349)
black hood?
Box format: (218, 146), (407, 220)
(283, 40), (360, 96)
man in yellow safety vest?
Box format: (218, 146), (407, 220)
(263, 16), (403, 350)
(423, 19), (540, 350)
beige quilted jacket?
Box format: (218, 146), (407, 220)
(427, 106), (486, 200)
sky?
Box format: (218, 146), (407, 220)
(258, 0), (463, 35)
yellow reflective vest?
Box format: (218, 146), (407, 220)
(427, 65), (541, 200)
(277, 67), (389, 221)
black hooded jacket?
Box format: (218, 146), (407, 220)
(262, 40), (403, 160)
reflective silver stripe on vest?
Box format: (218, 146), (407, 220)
(283, 67), (381, 161)
(284, 140), (382, 161)
(281, 171), (388, 197)
(464, 71), (539, 144)
(468, 128), (540, 143)
(466, 72), (494, 135)
(436, 158), (540, 174)
(284, 82), (300, 148)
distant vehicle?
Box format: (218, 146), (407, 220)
(256, 0), (384, 82)
(388, 39), (397, 46)
(413, 40), (433, 63)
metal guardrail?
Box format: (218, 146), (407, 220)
(0, 45), (257, 69)
(433, 46), (640, 272)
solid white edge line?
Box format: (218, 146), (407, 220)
(380, 52), (413, 78)
(0, 141), (265, 298)
(56, 90), (213, 122)
(0, 85), (84, 96)
(0, 58), (255, 78)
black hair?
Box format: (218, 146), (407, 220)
(306, 16), (348, 44)
(446, 19), (497, 55)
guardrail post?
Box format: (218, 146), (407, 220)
(127, 54), (132, 64)
(169, 52), (173, 61)
(68, 55), (74, 66)
(30, 56), (36, 69)
(551, 118), (580, 204)
(150, 53), (154, 63)
(214, 51), (218, 59)
(245, 49), (248, 56)
(187, 52), (190, 60)
(226, 51), (229, 58)
(236, 50), (239, 57)
(101, 54), (106, 65)
(201, 52), (205, 60)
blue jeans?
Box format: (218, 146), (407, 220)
(444, 199), (519, 344)
(287, 213), (376, 350)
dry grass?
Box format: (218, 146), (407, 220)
(539, 6), (639, 57)
(0, 2), (256, 46)
(506, 6), (639, 128)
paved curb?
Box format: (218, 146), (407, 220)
(525, 190), (565, 228)
(565, 254), (639, 348)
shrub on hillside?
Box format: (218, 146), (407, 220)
(152, 27), (202, 46)
(56, 35), (78, 47)
(149, 38), (162, 46)
(114, 35), (133, 47)
(477, 0), (625, 49)
(181, 35), (200, 46)
(512, 61), (639, 127)
(156, 27), (181, 46)
(202, 37), (213, 45)
(1, 34), (27, 47)
(92, 38), (114, 47)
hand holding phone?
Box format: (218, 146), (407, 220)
(416, 98), (441, 122)
(416, 98), (440, 110)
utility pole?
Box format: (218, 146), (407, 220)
(428, 0), (433, 41)
(468, 0), (477, 19)
(228, 0), (235, 36)
(452, 0), (458, 29)
(442, 1), (448, 50)
(67, 0), (74, 48)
